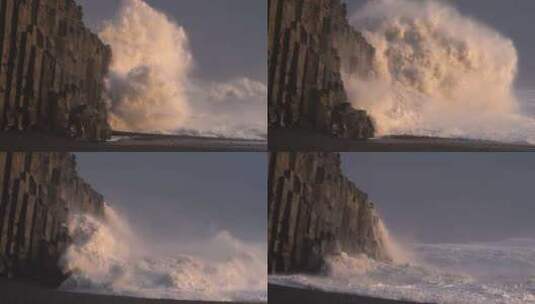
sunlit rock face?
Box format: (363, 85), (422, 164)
(0, 0), (111, 140)
(268, 0), (375, 140)
(0, 152), (104, 284)
(268, 152), (389, 274)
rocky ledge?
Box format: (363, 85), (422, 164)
(268, 152), (389, 273)
(268, 0), (375, 140)
(0, 152), (104, 284)
(0, 0), (111, 141)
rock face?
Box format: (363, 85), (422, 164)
(0, 0), (111, 141)
(0, 152), (104, 283)
(268, 152), (389, 273)
(268, 0), (375, 140)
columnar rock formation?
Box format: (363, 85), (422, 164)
(268, 0), (375, 139)
(0, 152), (104, 283)
(0, 0), (111, 140)
(268, 152), (389, 273)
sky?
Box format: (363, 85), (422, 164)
(342, 153), (535, 244)
(77, 0), (267, 83)
(344, 0), (535, 89)
(74, 153), (267, 246)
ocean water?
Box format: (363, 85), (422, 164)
(59, 205), (267, 302)
(270, 239), (535, 304)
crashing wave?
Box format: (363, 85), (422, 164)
(59, 204), (267, 302)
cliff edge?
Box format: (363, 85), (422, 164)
(268, 0), (375, 140)
(0, 0), (111, 141)
(0, 152), (104, 284)
(268, 152), (389, 273)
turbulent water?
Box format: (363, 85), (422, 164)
(345, 0), (535, 144)
(270, 238), (535, 304)
(100, 0), (266, 139)
(59, 204), (267, 302)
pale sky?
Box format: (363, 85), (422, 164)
(74, 153), (267, 245)
(342, 153), (535, 244)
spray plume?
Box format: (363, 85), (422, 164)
(100, 0), (192, 133)
(346, 0), (535, 143)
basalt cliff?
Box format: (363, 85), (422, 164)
(268, 0), (375, 140)
(0, 0), (111, 141)
(268, 152), (389, 273)
(0, 152), (104, 284)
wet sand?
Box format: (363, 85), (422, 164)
(0, 131), (266, 151)
(269, 284), (433, 304)
(269, 127), (535, 151)
(0, 278), (263, 304)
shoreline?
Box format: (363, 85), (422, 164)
(268, 283), (434, 304)
(0, 278), (264, 304)
(269, 127), (535, 151)
(0, 131), (267, 152)
(111, 131), (267, 143)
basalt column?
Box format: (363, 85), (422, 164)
(0, 0), (111, 140)
(268, 152), (389, 273)
(268, 0), (375, 139)
(0, 152), (104, 283)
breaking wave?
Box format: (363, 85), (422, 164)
(100, 0), (266, 139)
(59, 204), (267, 302)
(270, 238), (535, 304)
(345, 0), (535, 143)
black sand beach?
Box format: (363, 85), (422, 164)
(0, 131), (266, 152)
(0, 278), (263, 304)
(269, 284), (432, 304)
(269, 127), (535, 152)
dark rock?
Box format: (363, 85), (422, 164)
(0, 253), (9, 277)
(0, 152), (104, 284)
(0, 0), (111, 141)
(268, 152), (389, 274)
(268, 0), (375, 140)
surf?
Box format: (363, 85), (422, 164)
(270, 237), (535, 304)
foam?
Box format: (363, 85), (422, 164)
(59, 204), (267, 302)
(345, 0), (535, 144)
(270, 239), (535, 304)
